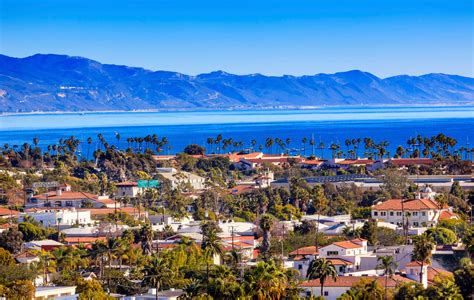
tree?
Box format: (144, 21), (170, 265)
(360, 220), (378, 246)
(454, 258), (473, 300)
(425, 276), (463, 300)
(77, 278), (114, 300)
(377, 255), (398, 300)
(306, 257), (337, 297)
(143, 255), (173, 299)
(0, 247), (15, 266)
(379, 169), (409, 199)
(424, 227), (457, 245)
(18, 222), (45, 242)
(140, 224), (154, 256)
(339, 278), (384, 300)
(0, 227), (23, 254)
(201, 222), (223, 281)
(244, 260), (288, 299)
(393, 282), (425, 300)
(258, 214), (274, 261)
(412, 235), (435, 284)
(183, 144), (206, 155)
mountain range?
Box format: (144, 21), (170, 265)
(0, 54), (473, 112)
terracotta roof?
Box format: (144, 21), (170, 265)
(77, 207), (141, 215)
(152, 155), (176, 161)
(372, 199), (441, 211)
(405, 261), (427, 267)
(350, 238), (367, 242)
(115, 181), (138, 187)
(229, 185), (254, 195)
(33, 191), (97, 201)
(439, 211), (459, 221)
(388, 158), (433, 166)
(336, 159), (375, 165)
(428, 267), (452, 282)
(0, 207), (19, 216)
(64, 237), (107, 244)
(327, 258), (354, 266)
(96, 198), (116, 204)
(300, 275), (413, 288)
(289, 246), (319, 256)
(15, 251), (38, 259)
(300, 159), (325, 165)
(331, 241), (363, 249)
(227, 152), (263, 163)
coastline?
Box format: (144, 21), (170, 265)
(1, 103), (473, 117)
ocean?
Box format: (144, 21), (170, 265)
(1, 106), (473, 158)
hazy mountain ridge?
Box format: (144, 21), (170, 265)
(1, 54), (473, 112)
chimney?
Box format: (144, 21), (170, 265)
(56, 189), (62, 197)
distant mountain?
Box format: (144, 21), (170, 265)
(1, 54), (473, 112)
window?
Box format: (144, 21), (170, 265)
(327, 251), (338, 256)
(413, 222), (419, 227)
(421, 212), (426, 216)
(396, 211), (402, 216)
(413, 212), (418, 216)
(381, 212), (386, 216)
(373, 212), (378, 216)
(298, 264), (302, 270)
(390, 211), (394, 216)
(324, 291), (329, 296)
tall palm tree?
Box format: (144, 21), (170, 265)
(376, 255), (398, 300)
(140, 224), (154, 255)
(143, 255), (173, 300)
(412, 235), (435, 284)
(259, 214), (274, 261)
(201, 224), (223, 281)
(104, 237), (123, 270)
(306, 257), (337, 297)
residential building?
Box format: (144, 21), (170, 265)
(318, 239), (368, 273)
(289, 246), (319, 278)
(20, 208), (92, 228)
(115, 181), (141, 198)
(371, 198), (458, 227)
(34, 286), (78, 300)
(24, 239), (64, 251)
(124, 288), (183, 300)
(28, 189), (103, 209)
(158, 168), (206, 190)
(300, 275), (414, 300)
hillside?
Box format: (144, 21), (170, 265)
(0, 54), (473, 112)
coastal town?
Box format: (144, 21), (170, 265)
(0, 134), (472, 300)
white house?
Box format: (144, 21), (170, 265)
(318, 239), (368, 273)
(371, 198), (458, 227)
(34, 286), (78, 300)
(124, 288), (183, 300)
(20, 208), (92, 228)
(158, 168), (206, 190)
(28, 189), (102, 209)
(289, 246), (319, 278)
(115, 181), (141, 198)
(299, 275), (414, 300)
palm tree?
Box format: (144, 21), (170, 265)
(140, 223), (154, 255)
(104, 237), (123, 270)
(377, 255), (398, 300)
(201, 224), (223, 281)
(412, 235), (435, 284)
(306, 257), (337, 297)
(143, 255), (173, 299)
(244, 260), (287, 299)
(259, 214), (274, 261)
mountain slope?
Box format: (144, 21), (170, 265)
(0, 54), (473, 112)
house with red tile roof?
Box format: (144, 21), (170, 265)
(324, 158), (375, 170)
(300, 275), (414, 299)
(115, 181), (141, 198)
(318, 239), (369, 274)
(0, 207), (19, 219)
(371, 198), (457, 227)
(289, 246), (320, 278)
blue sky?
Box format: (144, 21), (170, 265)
(1, 0), (472, 77)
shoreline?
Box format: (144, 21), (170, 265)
(1, 103), (473, 117)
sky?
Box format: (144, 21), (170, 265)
(0, 0), (473, 77)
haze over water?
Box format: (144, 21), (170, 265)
(1, 106), (473, 157)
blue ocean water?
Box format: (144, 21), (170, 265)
(0, 106), (473, 157)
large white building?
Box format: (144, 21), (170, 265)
(20, 208), (92, 228)
(371, 198), (458, 227)
(115, 181), (141, 198)
(318, 238), (368, 274)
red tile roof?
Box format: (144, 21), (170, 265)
(33, 191), (97, 201)
(439, 211), (459, 221)
(336, 159), (375, 165)
(300, 159), (325, 165)
(115, 181), (138, 187)
(332, 241), (363, 249)
(0, 207), (19, 216)
(229, 185), (254, 195)
(77, 207), (141, 216)
(64, 237), (107, 244)
(428, 267), (452, 282)
(372, 199), (441, 211)
(289, 246), (319, 256)
(327, 258), (354, 266)
(388, 158), (433, 166)
(300, 275), (413, 287)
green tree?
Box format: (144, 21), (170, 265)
(412, 235), (435, 284)
(201, 222), (223, 282)
(377, 255), (398, 300)
(244, 260), (288, 299)
(425, 276), (463, 300)
(77, 278), (114, 300)
(307, 257), (337, 297)
(18, 222), (45, 242)
(258, 214), (274, 261)
(454, 259), (473, 300)
(143, 255), (173, 299)
(0, 227), (23, 254)
(0, 247), (15, 266)
(424, 227), (457, 245)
